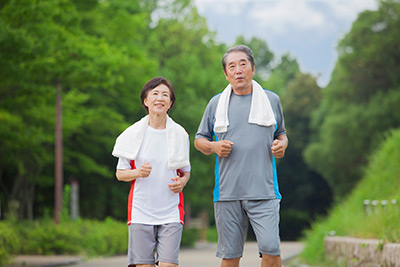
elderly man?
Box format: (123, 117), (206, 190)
(194, 45), (288, 267)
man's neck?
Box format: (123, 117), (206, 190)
(232, 84), (253, 95)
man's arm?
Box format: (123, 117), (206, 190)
(271, 134), (288, 159)
(194, 138), (234, 157)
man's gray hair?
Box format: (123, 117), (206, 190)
(222, 45), (255, 72)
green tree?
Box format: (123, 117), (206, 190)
(264, 53), (300, 96)
(0, 0), (229, 222)
(304, 0), (400, 199)
(0, 0), (134, 219)
(278, 73), (332, 240)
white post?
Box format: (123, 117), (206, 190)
(70, 180), (79, 221)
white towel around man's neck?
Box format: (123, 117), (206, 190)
(112, 115), (190, 170)
(214, 80), (276, 133)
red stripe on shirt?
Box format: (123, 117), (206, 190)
(178, 192), (185, 225)
(127, 160), (137, 225)
(177, 169), (185, 224)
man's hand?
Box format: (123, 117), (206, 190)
(214, 140), (234, 157)
(194, 138), (234, 157)
(271, 138), (287, 159)
(139, 162), (152, 178)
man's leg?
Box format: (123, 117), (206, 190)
(261, 254), (281, 267)
(221, 257), (240, 267)
(244, 200), (281, 267)
(214, 201), (247, 263)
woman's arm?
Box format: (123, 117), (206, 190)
(116, 162), (152, 182)
(168, 171), (190, 193)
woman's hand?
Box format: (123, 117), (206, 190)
(139, 162), (152, 178)
(168, 172), (190, 193)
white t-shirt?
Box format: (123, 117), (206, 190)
(117, 126), (190, 225)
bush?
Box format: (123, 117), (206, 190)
(19, 219), (82, 255)
(0, 217), (129, 265)
(81, 218), (128, 256)
(0, 221), (19, 266)
(181, 227), (199, 248)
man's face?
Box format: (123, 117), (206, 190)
(224, 51), (255, 94)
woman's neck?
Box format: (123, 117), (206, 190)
(148, 113), (167, 129)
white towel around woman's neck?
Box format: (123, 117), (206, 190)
(112, 115), (190, 170)
(214, 80), (276, 133)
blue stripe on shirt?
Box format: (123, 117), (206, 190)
(273, 118), (282, 199)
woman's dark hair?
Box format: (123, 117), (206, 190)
(140, 76), (176, 114)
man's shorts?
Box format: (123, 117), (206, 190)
(214, 199), (281, 259)
(128, 222), (183, 266)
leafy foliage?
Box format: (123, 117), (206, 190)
(0, 222), (19, 266)
(279, 73), (332, 240)
(0, 0), (332, 246)
(304, 0), (400, 199)
(6, 0), (397, 259)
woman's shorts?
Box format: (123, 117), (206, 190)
(128, 222), (183, 266)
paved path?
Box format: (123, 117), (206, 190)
(9, 241), (303, 267)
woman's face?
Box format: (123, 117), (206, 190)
(144, 84), (172, 116)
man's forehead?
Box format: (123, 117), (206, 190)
(227, 52), (249, 64)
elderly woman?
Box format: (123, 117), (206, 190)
(112, 77), (191, 267)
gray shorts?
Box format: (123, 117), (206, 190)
(214, 199), (281, 259)
(128, 223), (183, 266)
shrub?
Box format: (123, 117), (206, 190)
(181, 227), (199, 248)
(0, 221), (19, 267)
(19, 219), (82, 255)
(81, 218), (128, 256)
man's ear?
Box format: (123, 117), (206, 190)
(223, 70), (229, 81)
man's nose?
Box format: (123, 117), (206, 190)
(234, 65), (242, 73)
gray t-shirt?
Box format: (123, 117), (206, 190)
(195, 89), (286, 202)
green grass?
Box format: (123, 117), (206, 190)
(299, 128), (400, 266)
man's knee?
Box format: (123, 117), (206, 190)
(221, 257), (240, 267)
(261, 254), (281, 267)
